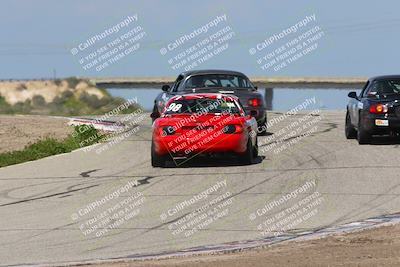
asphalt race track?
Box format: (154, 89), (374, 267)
(1, 111), (400, 266)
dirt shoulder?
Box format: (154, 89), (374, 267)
(0, 115), (72, 153)
(78, 224), (400, 267)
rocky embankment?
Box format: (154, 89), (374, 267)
(0, 78), (138, 115)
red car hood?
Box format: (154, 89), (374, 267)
(156, 114), (244, 128)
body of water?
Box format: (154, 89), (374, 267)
(107, 88), (361, 111)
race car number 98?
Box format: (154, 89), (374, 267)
(167, 103), (182, 112)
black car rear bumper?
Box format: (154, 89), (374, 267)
(243, 107), (267, 124)
(361, 113), (400, 134)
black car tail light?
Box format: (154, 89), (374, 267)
(248, 98), (262, 107)
(369, 104), (388, 114)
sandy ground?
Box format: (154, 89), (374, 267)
(79, 224), (400, 267)
(0, 115), (72, 153)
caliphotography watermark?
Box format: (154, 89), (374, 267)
(248, 179), (324, 237)
(159, 14), (235, 71)
(93, 109), (147, 154)
(160, 179), (234, 238)
(70, 14), (146, 72)
(259, 97), (322, 156)
(69, 98), (148, 154)
(249, 14), (325, 72)
(260, 110), (322, 155)
(71, 180), (145, 238)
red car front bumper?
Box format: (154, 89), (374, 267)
(153, 131), (247, 157)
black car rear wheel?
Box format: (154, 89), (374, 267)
(345, 111), (357, 139)
(252, 137), (258, 158)
(257, 117), (268, 136)
(357, 117), (371, 145)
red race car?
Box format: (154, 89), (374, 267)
(151, 93), (258, 167)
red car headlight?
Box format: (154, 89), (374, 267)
(369, 104), (388, 114)
(160, 126), (176, 136)
(223, 124), (243, 134)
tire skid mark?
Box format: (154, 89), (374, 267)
(258, 117), (337, 148)
(0, 184), (99, 207)
(80, 169), (100, 177)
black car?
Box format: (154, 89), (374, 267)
(150, 70), (267, 134)
(346, 75), (400, 144)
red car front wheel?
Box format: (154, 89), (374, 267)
(151, 141), (167, 167)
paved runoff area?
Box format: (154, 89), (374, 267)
(1, 111), (400, 266)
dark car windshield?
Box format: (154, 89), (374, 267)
(184, 74), (253, 89)
(367, 79), (400, 97)
(164, 98), (241, 115)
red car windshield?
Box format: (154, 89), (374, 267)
(164, 98), (241, 115)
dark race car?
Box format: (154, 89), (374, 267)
(151, 93), (258, 167)
(150, 70), (267, 134)
(346, 75), (400, 144)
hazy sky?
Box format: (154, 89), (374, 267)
(1, 0), (399, 79)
